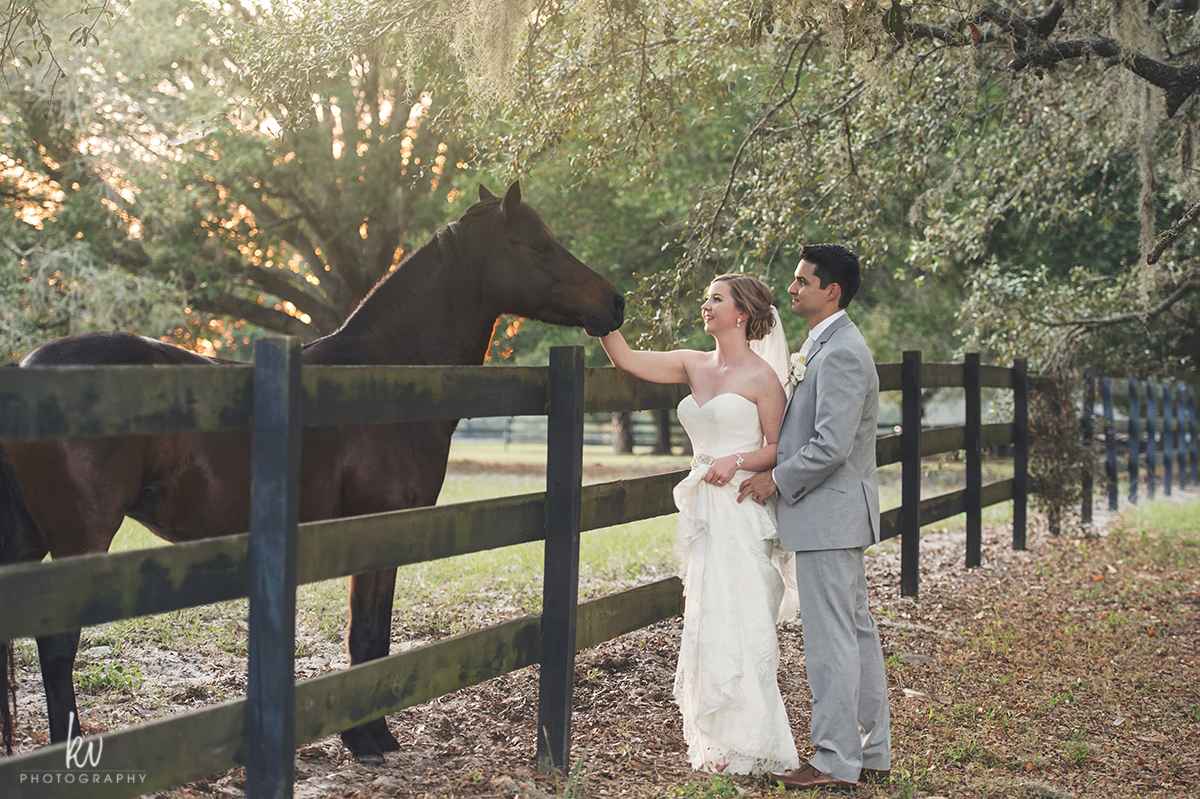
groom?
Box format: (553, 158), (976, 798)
(738, 244), (891, 790)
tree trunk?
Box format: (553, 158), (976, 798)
(652, 409), (673, 455)
(612, 412), (634, 454)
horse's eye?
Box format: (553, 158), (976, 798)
(535, 241), (554, 255)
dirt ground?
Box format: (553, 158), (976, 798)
(7, 478), (1199, 799)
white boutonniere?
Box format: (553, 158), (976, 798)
(789, 351), (807, 385)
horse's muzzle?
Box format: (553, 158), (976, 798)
(584, 293), (624, 336)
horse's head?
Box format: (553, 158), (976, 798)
(466, 182), (624, 337)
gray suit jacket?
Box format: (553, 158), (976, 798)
(774, 314), (880, 552)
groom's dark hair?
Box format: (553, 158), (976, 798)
(800, 244), (860, 309)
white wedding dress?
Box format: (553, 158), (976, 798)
(672, 392), (801, 774)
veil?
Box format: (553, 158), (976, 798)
(749, 306), (792, 397)
(747, 305), (800, 621)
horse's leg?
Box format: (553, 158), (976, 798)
(37, 631), (82, 743)
(5, 438), (139, 747)
(340, 567), (400, 763)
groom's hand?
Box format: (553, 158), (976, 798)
(737, 471), (777, 505)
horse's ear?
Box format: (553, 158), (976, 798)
(478, 185), (496, 201)
(501, 181), (522, 226)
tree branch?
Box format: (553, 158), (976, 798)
(1047, 279), (1200, 330)
(187, 290), (318, 340)
(902, 0), (1200, 117)
(1147, 200), (1200, 264)
(234, 188), (350, 313)
(239, 262), (342, 333)
(696, 38), (817, 262)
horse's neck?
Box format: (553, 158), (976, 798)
(325, 231), (497, 366)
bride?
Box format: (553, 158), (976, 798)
(598, 274), (800, 775)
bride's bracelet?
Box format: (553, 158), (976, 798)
(691, 453), (747, 471)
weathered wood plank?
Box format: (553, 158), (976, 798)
(877, 363), (902, 392)
(922, 363), (964, 389)
(876, 432), (901, 466)
(922, 426), (965, 457)
(980, 423), (1014, 448)
(964, 354), (982, 569)
(301, 365), (548, 426)
(539, 347), (586, 771)
(1102, 376), (1118, 512)
(901, 351), (922, 597)
(584, 368), (689, 413)
(581, 471), (687, 530)
(879, 363), (1014, 391)
(576, 577), (683, 649)
(0, 537), (251, 642)
(979, 365), (1013, 388)
(295, 495), (548, 585)
(878, 479), (1014, 541)
(1082, 369), (1096, 520)
(295, 615), (544, 747)
(0, 365), (253, 441)
(247, 337), (301, 799)
(876, 425), (1012, 469)
(924, 424), (1014, 455)
(1012, 360), (1028, 549)
(1129, 377), (1141, 505)
(0, 698), (246, 799)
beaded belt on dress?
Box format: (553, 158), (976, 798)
(691, 454), (714, 469)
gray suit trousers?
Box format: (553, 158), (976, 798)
(795, 547), (891, 782)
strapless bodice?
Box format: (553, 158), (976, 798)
(677, 393), (765, 459)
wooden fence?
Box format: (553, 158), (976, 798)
(1080, 372), (1198, 519)
(0, 347), (1026, 799)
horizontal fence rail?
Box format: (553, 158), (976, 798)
(0, 349), (1026, 799)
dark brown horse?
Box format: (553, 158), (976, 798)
(0, 182), (624, 764)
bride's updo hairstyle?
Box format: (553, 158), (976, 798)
(712, 273), (776, 342)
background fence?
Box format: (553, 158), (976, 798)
(1080, 372), (1197, 520)
(0, 347), (1026, 799)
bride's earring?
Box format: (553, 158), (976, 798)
(736, 318), (742, 327)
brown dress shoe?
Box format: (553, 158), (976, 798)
(858, 768), (891, 784)
(767, 764), (857, 791)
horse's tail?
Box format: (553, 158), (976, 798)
(0, 444), (44, 755)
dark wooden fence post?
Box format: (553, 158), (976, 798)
(1012, 359), (1028, 551)
(1163, 382), (1174, 496)
(900, 351), (922, 598)
(1189, 386), (1198, 486)
(1128, 377), (1140, 505)
(1101, 377), (1118, 512)
(247, 337), (302, 799)
(537, 346), (585, 772)
(1081, 369), (1094, 524)
(964, 353), (982, 569)
(1177, 381), (1189, 490)
(1146, 378), (1158, 499)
